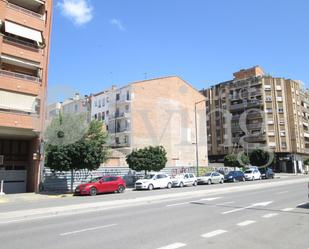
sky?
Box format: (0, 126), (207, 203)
(48, 0), (309, 101)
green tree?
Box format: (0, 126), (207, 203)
(249, 149), (274, 167)
(224, 153), (249, 170)
(126, 146), (167, 175)
(45, 119), (110, 191)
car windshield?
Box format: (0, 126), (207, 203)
(144, 174), (155, 179)
(88, 177), (101, 183)
(227, 171), (236, 175)
(244, 170), (253, 173)
(204, 173), (212, 176)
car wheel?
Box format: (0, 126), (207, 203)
(148, 184), (154, 190)
(193, 181), (197, 186)
(207, 179), (212, 185)
(259, 176), (262, 180)
(179, 182), (184, 188)
(89, 187), (97, 196)
(233, 178), (236, 183)
(117, 185), (125, 193)
(252, 177), (255, 181)
(167, 182), (172, 189)
(220, 178), (224, 184)
(242, 177), (246, 182)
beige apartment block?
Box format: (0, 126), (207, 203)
(201, 66), (309, 173)
(0, 0), (53, 193)
(92, 76), (208, 168)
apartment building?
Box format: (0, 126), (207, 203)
(201, 66), (309, 173)
(91, 76), (208, 168)
(0, 0), (53, 193)
(46, 93), (90, 121)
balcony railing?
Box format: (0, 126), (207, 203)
(109, 112), (130, 120)
(7, 3), (45, 20)
(0, 69), (41, 83)
(3, 35), (40, 51)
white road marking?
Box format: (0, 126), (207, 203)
(157, 243), (186, 249)
(60, 224), (117, 236)
(275, 191), (289, 195)
(217, 201), (235, 205)
(262, 213), (279, 218)
(201, 229), (227, 238)
(281, 208), (295, 212)
(200, 197), (223, 201)
(297, 202), (306, 206)
(222, 201), (273, 215)
(237, 220), (256, 227)
(166, 202), (189, 207)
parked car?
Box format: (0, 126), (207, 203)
(75, 176), (126, 196)
(135, 173), (172, 190)
(224, 171), (245, 182)
(197, 172), (224, 185)
(244, 169), (261, 181)
(172, 173), (197, 187)
(259, 167), (275, 179)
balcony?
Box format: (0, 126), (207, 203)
(1, 35), (42, 63)
(7, 2), (45, 20)
(0, 110), (40, 131)
(231, 123), (263, 131)
(230, 100), (262, 111)
(108, 112), (130, 120)
(0, 69), (41, 83)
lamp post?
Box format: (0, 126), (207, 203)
(194, 99), (207, 177)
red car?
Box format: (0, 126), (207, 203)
(75, 176), (126, 196)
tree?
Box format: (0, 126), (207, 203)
(224, 153), (249, 170)
(126, 146), (167, 175)
(249, 149), (274, 168)
(45, 119), (110, 191)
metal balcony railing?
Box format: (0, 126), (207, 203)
(7, 3), (45, 20)
(0, 70), (41, 83)
(3, 35), (40, 51)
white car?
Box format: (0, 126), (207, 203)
(172, 173), (198, 187)
(197, 172), (224, 185)
(244, 169), (261, 181)
(135, 173), (172, 190)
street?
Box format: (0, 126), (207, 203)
(0, 176), (309, 249)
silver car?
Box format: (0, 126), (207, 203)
(197, 172), (224, 185)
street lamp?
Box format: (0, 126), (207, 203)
(194, 99), (207, 177)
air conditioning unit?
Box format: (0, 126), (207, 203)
(0, 156), (3, 165)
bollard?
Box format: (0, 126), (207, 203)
(0, 180), (5, 196)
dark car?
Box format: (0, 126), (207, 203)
(259, 168), (275, 179)
(75, 176), (126, 196)
(224, 171), (245, 182)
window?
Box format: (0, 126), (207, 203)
(94, 100), (97, 107)
(106, 97), (110, 103)
(102, 112), (105, 121)
(98, 99), (101, 108)
(126, 91), (130, 100)
(265, 96), (272, 102)
(94, 114), (97, 120)
(115, 137), (120, 144)
(102, 98), (105, 107)
(116, 93), (120, 101)
(278, 108), (284, 113)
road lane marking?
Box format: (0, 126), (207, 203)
(222, 201), (273, 214)
(281, 208), (295, 212)
(201, 229), (227, 238)
(237, 220), (256, 227)
(166, 202), (189, 207)
(297, 202), (306, 206)
(60, 224), (117, 236)
(262, 213), (279, 218)
(200, 197), (223, 201)
(275, 191), (289, 195)
(157, 243), (186, 249)
(217, 201), (235, 206)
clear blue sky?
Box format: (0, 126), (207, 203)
(48, 0), (309, 100)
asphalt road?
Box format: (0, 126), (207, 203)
(0, 177), (309, 249)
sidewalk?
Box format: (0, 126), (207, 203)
(0, 192), (73, 204)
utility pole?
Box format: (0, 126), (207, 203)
(194, 99), (207, 176)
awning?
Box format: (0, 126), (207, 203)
(0, 90), (37, 113)
(0, 54), (40, 69)
(4, 20), (42, 43)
